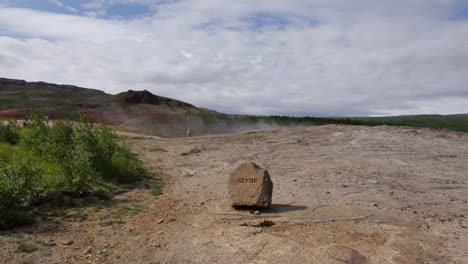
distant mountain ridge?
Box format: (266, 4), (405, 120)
(0, 77), (198, 111)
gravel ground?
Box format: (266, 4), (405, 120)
(1, 125), (468, 263)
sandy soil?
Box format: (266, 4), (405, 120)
(1, 125), (468, 263)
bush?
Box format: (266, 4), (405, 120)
(110, 146), (148, 183)
(0, 207), (35, 230)
(0, 114), (148, 229)
(0, 158), (41, 229)
(0, 122), (19, 145)
(20, 115), (148, 192)
(0, 158), (41, 208)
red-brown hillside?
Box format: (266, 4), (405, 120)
(0, 78), (204, 135)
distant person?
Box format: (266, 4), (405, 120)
(186, 128), (192, 137)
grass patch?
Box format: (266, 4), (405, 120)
(19, 259), (33, 264)
(90, 205), (104, 213)
(16, 240), (38, 253)
(0, 97), (21, 106)
(150, 183), (163, 197)
(112, 205), (143, 218)
(98, 218), (125, 226)
(62, 208), (88, 221)
(97, 204), (143, 226)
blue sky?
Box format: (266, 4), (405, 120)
(455, 6), (468, 19)
(3, 0), (467, 20)
(0, 0), (153, 18)
(0, 0), (317, 27)
(0, 0), (468, 116)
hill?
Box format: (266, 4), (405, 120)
(1, 77), (468, 135)
(0, 77), (202, 135)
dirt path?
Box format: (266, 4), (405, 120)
(1, 125), (468, 263)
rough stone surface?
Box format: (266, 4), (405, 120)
(326, 245), (368, 264)
(228, 162), (273, 208)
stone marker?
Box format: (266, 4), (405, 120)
(228, 162), (273, 208)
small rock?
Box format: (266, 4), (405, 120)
(61, 239), (74, 246)
(156, 219), (164, 224)
(253, 228), (263, 234)
(45, 240), (57, 247)
(83, 247), (92, 254)
(240, 219), (275, 227)
(157, 231), (163, 235)
(370, 203), (378, 207)
(366, 179), (378, 184)
(254, 210), (260, 215)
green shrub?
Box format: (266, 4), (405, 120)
(0, 142), (17, 162)
(21, 115), (60, 158)
(0, 159), (41, 208)
(110, 146), (148, 183)
(21, 115), (147, 192)
(0, 114), (148, 229)
(0, 122), (19, 145)
(61, 141), (98, 192)
(0, 207), (35, 229)
(0, 158), (41, 229)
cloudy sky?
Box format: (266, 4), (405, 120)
(0, 0), (468, 116)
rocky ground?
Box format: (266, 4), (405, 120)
(1, 125), (468, 263)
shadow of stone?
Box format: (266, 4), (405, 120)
(232, 204), (308, 214)
(265, 204), (308, 213)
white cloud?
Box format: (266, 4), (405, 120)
(48, 0), (63, 7)
(178, 50), (193, 59)
(0, 1), (468, 116)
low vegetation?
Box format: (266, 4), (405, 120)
(16, 239), (38, 253)
(0, 115), (148, 229)
(198, 111), (468, 133)
(0, 121), (19, 145)
(150, 183), (164, 197)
